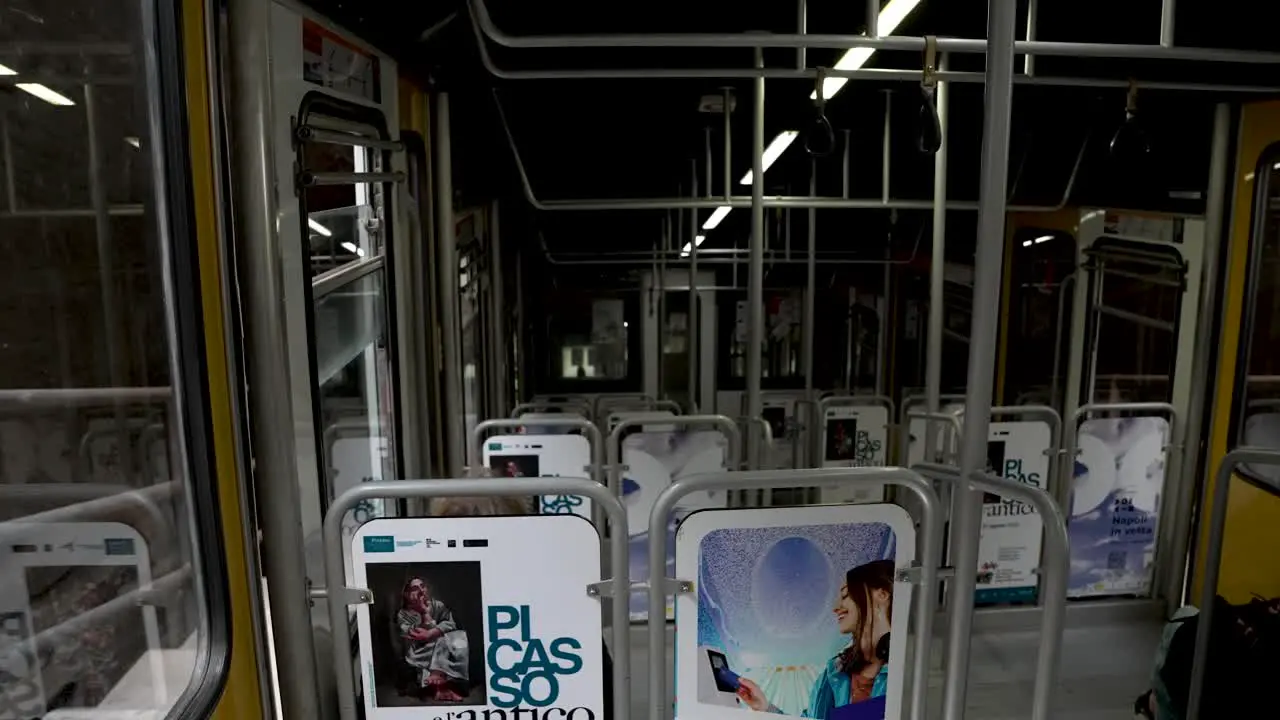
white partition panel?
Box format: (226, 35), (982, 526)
(483, 434), (592, 517)
(674, 505), (915, 720)
(1067, 416), (1170, 598)
(624, 430), (729, 621)
(976, 420), (1052, 604)
(351, 516), (605, 718)
(820, 405), (891, 504)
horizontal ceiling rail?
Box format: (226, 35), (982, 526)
(467, 6), (1280, 94)
(472, 0), (1280, 64)
(491, 89), (1082, 214)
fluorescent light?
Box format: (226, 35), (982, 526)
(739, 131), (799, 185)
(125, 137), (141, 149)
(0, 63), (15, 76)
(340, 241), (365, 257)
(1022, 239), (1033, 248)
(811, 0), (924, 101)
(680, 234), (708, 257)
(16, 83), (75, 106)
(702, 206), (732, 231)
(308, 218), (332, 237)
(1033, 234), (1052, 244)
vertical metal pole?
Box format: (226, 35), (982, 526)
(435, 93), (466, 473)
(841, 129), (851, 199)
(941, 2), (1018, 719)
(925, 54), (949, 463)
(489, 200), (508, 417)
(1161, 0), (1176, 47)
(1165, 103), (1231, 609)
(723, 88), (733, 201)
(878, 92), (891, 397)
(2, 116), (17, 212)
(747, 49), (766, 427)
(803, 159), (817, 396)
(1024, 0), (1038, 75)
(658, 215), (668, 397)
(797, 0), (808, 69)
(704, 127), (713, 199)
(226, 0), (323, 714)
(85, 84), (126, 393)
(867, 0), (880, 37)
(689, 162), (700, 412)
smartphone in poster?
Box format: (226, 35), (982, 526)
(820, 405), (890, 504)
(1067, 416), (1169, 598)
(623, 429), (729, 621)
(675, 505), (916, 720)
(483, 435), (592, 518)
(0, 522), (164, 718)
(351, 516), (605, 719)
(975, 421), (1051, 604)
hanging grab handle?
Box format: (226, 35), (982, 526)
(918, 36), (942, 155)
(805, 68), (836, 157)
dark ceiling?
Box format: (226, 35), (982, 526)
(304, 0), (1279, 261)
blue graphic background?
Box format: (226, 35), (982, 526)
(696, 522), (896, 717)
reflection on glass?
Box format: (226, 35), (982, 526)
(1086, 253), (1182, 405)
(552, 297), (629, 381)
(302, 133), (382, 278)
(1239, 163), (1280, 487)
(0, 1), (208, 713)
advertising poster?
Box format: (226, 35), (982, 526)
(1066, 416), (1169, 598)
(820, 405), (890, 505)
(623, 429), (729, 621)
(975, 421), (1051, 604)
(0, 523), (164, 718)
(674, 505), (916, 720)
(483, 435), (591, 518)
(351, 516), (605, 719)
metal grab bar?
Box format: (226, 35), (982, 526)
(738, 415), (774, 470)
(0, 386), (171, 409)
(295, 125), (404, 151)
(1186, 447), (1280, 720)
(912, 463), (1069, 720)
(323, 478), (631, 720)
(591, 393), (656, 424)
(511, 400), (592, 418)
(298, 170), (405, 186)
(901, 410), (964, 465)
(646, 467), (943, 720)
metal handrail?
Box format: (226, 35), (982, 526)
(606, 414), (742, 500)
(323, 478), (630, 720)
(0, 386), (170, 409)
(591, 393), (656, 424)
(1186, 447), (1280, 720)
(470, 416), (604, 487)
(912, 463), (1069, 720)
(646, 466), (942, 720)
(510, 400), (593, 418)
(902, 410), (964, 465)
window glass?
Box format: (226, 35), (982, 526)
(302, 134), (383, 278)
(548, 295), (631, 381)
(0, 0), (216, 715)
(1237, 158), (1280, 488)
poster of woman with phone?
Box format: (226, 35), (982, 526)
(675, 507), (914, 720)
(734, 561), (895, 719)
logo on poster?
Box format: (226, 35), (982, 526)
(984, 459), (1042, 517)
(852, 430), (882, 466)
(485, 605), (586, 710)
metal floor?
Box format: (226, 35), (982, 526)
(622, 619), (1162, 720)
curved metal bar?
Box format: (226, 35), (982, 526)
(647, 467), (942, 720)
(471, 417), (605, 487)
(902, 410), (964, 465)
(607, 414), (742, 496)
(1062, 401), (1178, 517)
(0, 481), (180, 545)
(324, 478), (630, 720)
(912, 463), (1069, 720)
(592, 393), (656, 424)
(739, 415), (774, 470)
(1186, 447), (1280, 720)
(651, 399), (683, 415)
(510, 400), (593, 418)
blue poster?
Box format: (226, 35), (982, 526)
(674, 506), (915, 720)
(1067, 416), (1169, 597)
